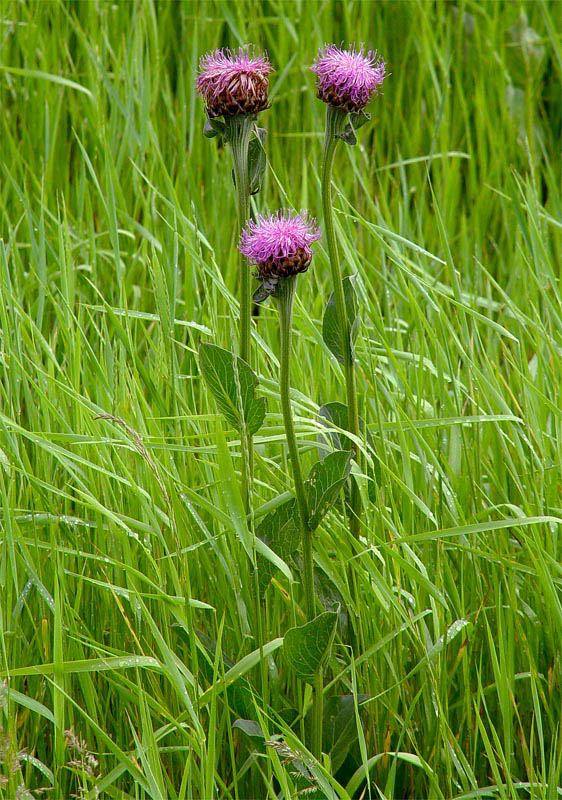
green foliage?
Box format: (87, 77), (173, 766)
(0, 0), (560, 797)
(203, 117), (226, 139)
(254, 496), (300, 594)
(337, 111), (371, 145)
(306, 450), (352, 531)
(320, 694), (370, 773)
(284, 611), (339, 683)
(255, 451), (351, 594)
(199, 343), (266, 435)
(248, 128), (268, 195)
(322, 276), (360, 364)
(318, 401), (378, 501)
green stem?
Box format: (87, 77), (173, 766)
(275, 277), (323, 759)
(227, 114), (253, 366)
(253, 565), (268, 704)
(313, 668), (324, 761)
(226, 114), (255, 514)
(321, 105), (362, 540)
(275, 278), (315, 621)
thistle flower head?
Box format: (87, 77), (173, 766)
(196, 47), (273, 118)
(311, 44), (385, 113)
(239, 210), (321, 286)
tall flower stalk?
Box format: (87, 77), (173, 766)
(197, 47), (272, 510)
(240, 210), (325, 757)
(275, 276), (314, 619)
(239, 213), (320, 592)
(312, 45), (386, 539)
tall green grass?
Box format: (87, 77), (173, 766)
(0, 1), (560, 797)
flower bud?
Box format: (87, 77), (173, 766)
(197, 47), (273, 119)
(239, 211), (321, 300)
(311, 45), (385, 113)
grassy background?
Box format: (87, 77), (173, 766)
(0, 0), (561, 797)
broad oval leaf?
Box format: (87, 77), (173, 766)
(232, 718), (264, 740)
(317, 694), (370, 773)
(255, 497), (300, 594)
(246, 396), (267, 436)
(322, 276), (359, 364)
(229, 129), (268, 195)
(318, 402), (379, 503)
(306, 451), (352, 531)
(203, 117), (226, 139)
(199, 343), (266, 435)
(284, 610), (338, 683)
(313, 565), (349, 641)
(317, 401), (353, 454)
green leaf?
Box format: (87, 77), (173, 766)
(246, 395), (267, 435)
(227, 682), (256, 721)
(203, 117), (226, 139)
(320, 694), (370, 773)
(322, 276), (359, 364)
(230, 128), (267, 194)
(318, 402), (378, 502)
(349, 110), (371, 130)
(306, 451), (352, 531)
(190, 629), (257, 720)
(255, 537), (293, 587)
(199, 343), (266, 435)
(336, 112), (371, 146)
(8, 689), (55, 724)
(200, 638), (284, 708)
(346, 751), (435, 797)
(232, 718), (264, 740)
(248, 130), (267, 195)
(337, 124), (357, 145)
(254, 497), (300, 594)
(312, 564), (350, 641)
(215, 425), (253, 559)
(284, 611), (338, 683)
(0, 65), (93, 98)
(317, 401), (354, 453)
(253, 276), (279, 304)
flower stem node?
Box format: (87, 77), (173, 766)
(311, 44), (385, 114)
(197, 47), (273, 119)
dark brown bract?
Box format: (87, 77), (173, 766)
(255, 247), (312, 280)
(206, 73), (270, 118)
(316, 85), (366, 114)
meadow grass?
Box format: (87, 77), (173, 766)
(0, 1), (561, 797)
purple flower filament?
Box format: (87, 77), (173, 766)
(239, 210), (321, 280)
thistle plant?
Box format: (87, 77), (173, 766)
(311, 45), (386, 539)
(240, 211), (351, 760)
(196, 42), (384, 767)
(197, 46), (272, 510)
(240, 211), (321, 620)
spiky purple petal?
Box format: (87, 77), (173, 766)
(239, 211), (321, 266)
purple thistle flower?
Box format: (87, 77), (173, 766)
(311, 44), (385, 113)
(196, 47), (273, 118)
(239, 210), (321, 282)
